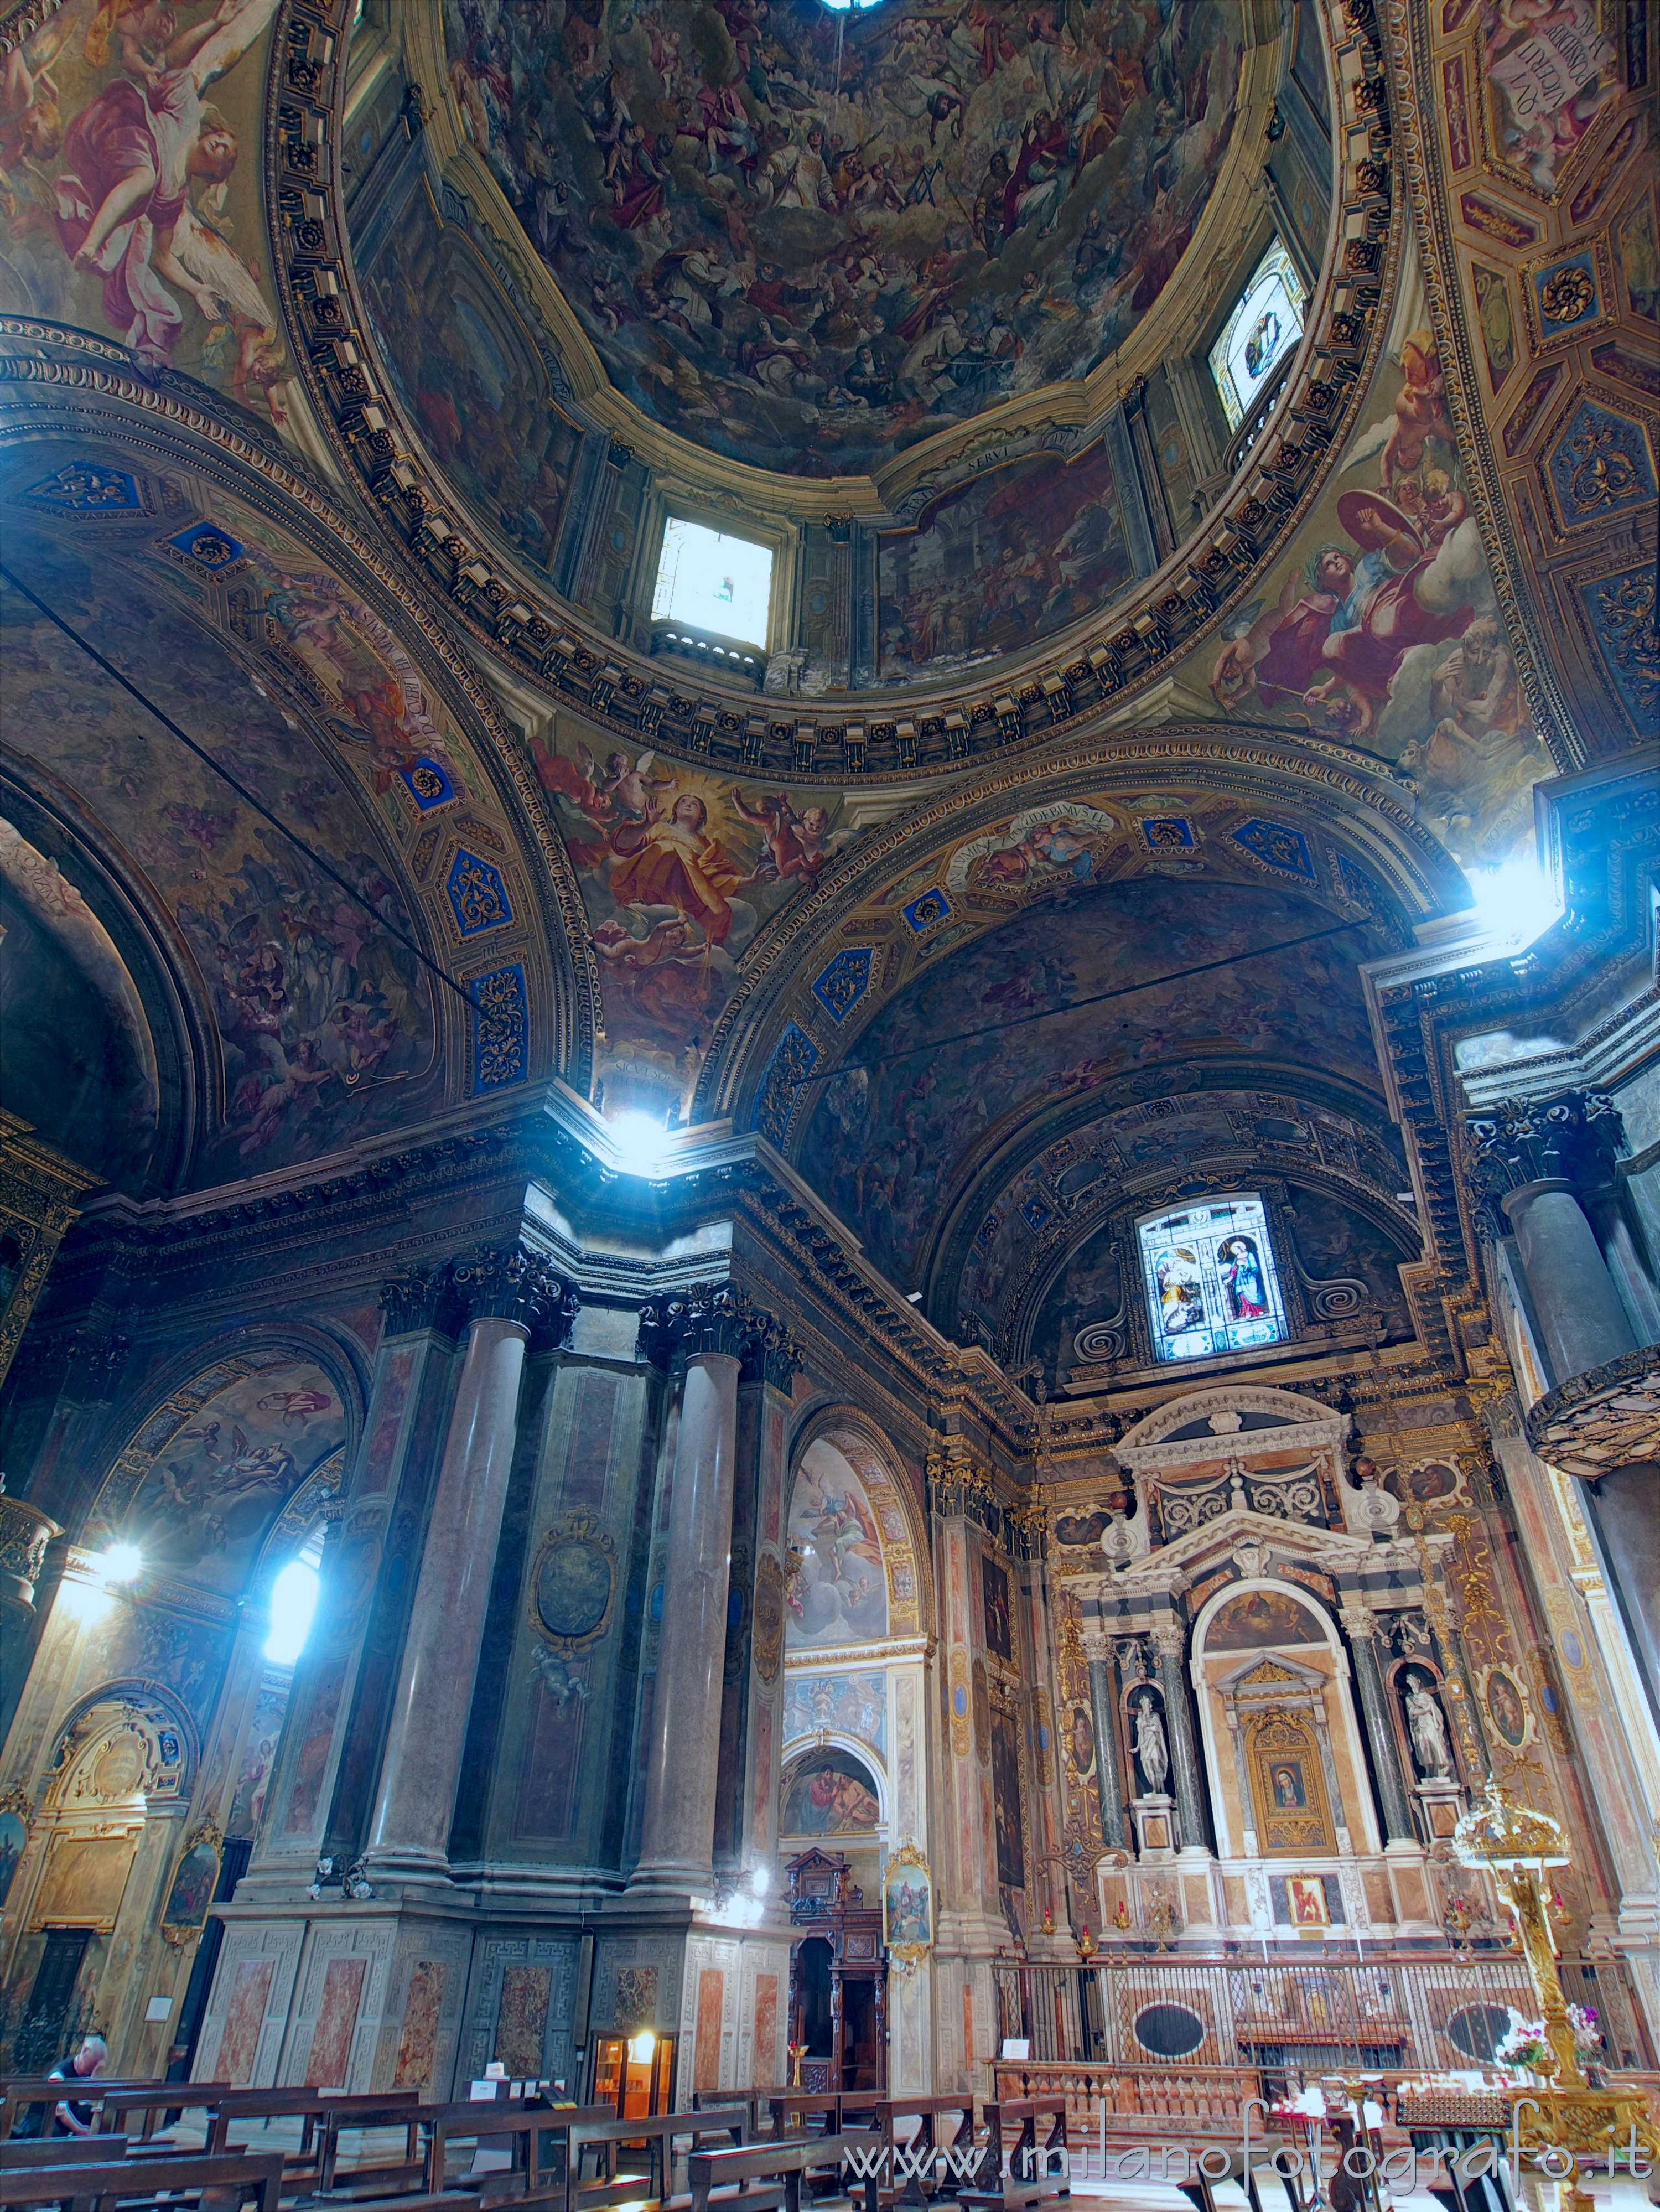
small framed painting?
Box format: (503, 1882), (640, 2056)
(883, 1841), (933, 1964)
(161, 1824), (222, 1942)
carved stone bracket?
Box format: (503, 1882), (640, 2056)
(0, 1490), (61, 1615)
(1523, 1345), (1660, 1478)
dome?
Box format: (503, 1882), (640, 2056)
(440, 0), (1254, 481)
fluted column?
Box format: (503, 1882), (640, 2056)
(1153, 1620), (1207, 1852)
(365, 1244), (569, 1884)
(630, 1283), (777, 1898)
(1340, 1603), (1416, 1844)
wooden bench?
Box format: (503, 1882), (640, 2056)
(764, 2099), (841, 2141)
(93, 2086), (235, 2142)
(838, 2097), (979, 2206)
(686, 2133), (849, 2212)
(1, 2082), (172, 2143)
(567, 2106), (749, 2212)
(1, 2138), (131, 2170)
(959, 2100), (1068, 2212)
(0, 2148), (285, 2212)
(303, 2092), (424, 2193)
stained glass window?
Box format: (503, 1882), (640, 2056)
(1137, 1194), (1289, 1361)
(1208, 241), (1306, 431)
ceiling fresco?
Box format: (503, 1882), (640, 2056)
(792, 873), (1394, 1291)
(0, 438), (567, 1187)
(442, 0), (1247, 477)
(531, 714), (868, 1111)
(1205, 240), (1556, 868)
(1394, 0), (1655, 752)
(0, 0), (292, 425)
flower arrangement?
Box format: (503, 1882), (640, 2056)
(1566, 2003), (1602, 2058)
(1495, 2020), (1554, 2073)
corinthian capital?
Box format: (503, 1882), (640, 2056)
(637, 1280), (800, 1382)
(448, 1242), (578, 1335)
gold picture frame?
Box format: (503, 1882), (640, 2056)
(160, 1822), (223, 1944)
(882, 1840), (933, 1965)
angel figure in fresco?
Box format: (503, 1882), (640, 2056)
(608, 790), (743, 945)
(51, 0), (286, 405)
(732, 791), (843, 890)
(1, 0), (86, 170)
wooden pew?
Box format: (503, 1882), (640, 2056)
(303, 2092), (424, 2193)
(765, 2097), (840, 2140)
(0, 2148), (286, 2212)
(94, 2085), (234, 2142)
(0, 2081), (168, 2143)
(685, 2133), (850, 2212)
(567, 2106), (749, 2212)
(835, 2096), (979, 2206)
(958, 2099), (1068, 2212)
(0, 2138), (131, 2170)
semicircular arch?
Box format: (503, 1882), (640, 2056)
(785, 1406), (930, 1648)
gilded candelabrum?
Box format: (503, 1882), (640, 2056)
(1453, 1784), (1657, 2206)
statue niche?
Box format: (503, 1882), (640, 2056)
(1246, 1710), (1336, 1855)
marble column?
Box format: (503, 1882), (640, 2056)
(1085, 1649), (1128, 1850)
(631, 1349), (742, 1895)
(1341, 1605), (1416, 1844)
(1502, 1179), (1636, 1385)
(365, 1244), (567, 1883)
(1153, 1622), (1207, 1852)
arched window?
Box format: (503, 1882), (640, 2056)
(1137, 1194), (1288, 1360)
(264, 1530), (324, 1665)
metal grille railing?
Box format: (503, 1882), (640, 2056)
(991, 1955), (1655, 2080)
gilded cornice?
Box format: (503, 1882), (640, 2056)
(260, 0), (1408, 780)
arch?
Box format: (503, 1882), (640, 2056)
(43, 1679), (201, 1810)
(82, 1332), (362, 1601)
(784, 1407), (927, 1646)
(1190, 1577), (1381, 1859)
(778, 1744), (885, 1841)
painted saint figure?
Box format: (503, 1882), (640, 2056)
(1155, 1245), (1204, 1336)
(1219, 1233), (1268, 1320)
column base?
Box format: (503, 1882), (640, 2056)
(361, 1843), (455, 1890)
(626, 1860), (715, 1904)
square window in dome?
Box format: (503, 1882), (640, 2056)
(652, 516), (774, 647)
(1208, 241), (1307, 431)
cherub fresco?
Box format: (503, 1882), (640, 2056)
(1, 0), (290, 419)
(2, 536), (442, 1182)
(1208, 281), (1553, 866)
(532, 731), (857, 1076)
(108, 1360), (343, 1592)
(1480, 0), (1617, 193)
(442, 0), (1243, 476)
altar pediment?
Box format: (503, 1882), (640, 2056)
(1114, 1386), (1350, 1474)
